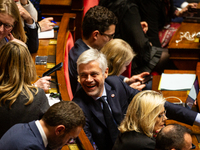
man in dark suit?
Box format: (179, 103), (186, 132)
(73, 49), (200, 150)
(156, 124), (193, 150)
(0, 101), (86, 150)
(68, 5), (118, 95)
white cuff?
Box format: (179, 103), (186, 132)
(123, 77), (128, 83)
(194, 113), (200, 126)
(25, 19), (36, 29)
(181, 2), (189, 8)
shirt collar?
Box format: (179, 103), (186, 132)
(35, 120), (48, 148)
(92, 85), (107, 100)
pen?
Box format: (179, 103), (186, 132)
(41, 17), (57, 24)
(38, 76), (60, 85)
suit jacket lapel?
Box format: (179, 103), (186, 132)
(105, 83), (123, 125)
(28, 121), (46, 149)
(85, 94), (107, 127)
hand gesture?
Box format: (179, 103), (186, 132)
(38, 17), (55, 32)
(34, 76), (51, 91)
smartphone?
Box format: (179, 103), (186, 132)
(188, 7), (198, 13)
(142, 75), (153, 84)
(42, 62), (63, 77)
(192, 143), (196, 149)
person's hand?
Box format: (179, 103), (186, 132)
(129, 81), (146, 91)
(38, 17), (55, 32)
(20, 0), (29, 5)
(16, 3), (33, 24)
(6, 33), (27, 47)
(140, 21), (148, 34)
(5, 33), (14, 41)
(176, 3), (198, 17)
(33, 76), (51, 91)
(125, 72), (150, 85)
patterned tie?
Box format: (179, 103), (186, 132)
(99, 97), (119, 144)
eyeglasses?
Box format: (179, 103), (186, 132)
(158, 110), (167, 120)
(0, 21), (14, 31)
(100, 32), (115, 40)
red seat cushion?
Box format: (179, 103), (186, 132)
(83, 0), (99, 16)
(121, 62), (132, 78)
(64, 32), (74, 100)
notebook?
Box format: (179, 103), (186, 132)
(185, 76), (199, 109)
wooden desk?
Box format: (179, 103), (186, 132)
(40, 0), (83, 41)
(168, 22), (200, 70)
(32, 13), (94, 150)
(152, 63), (200, 149)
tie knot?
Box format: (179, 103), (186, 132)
(99, 96), (106, 102)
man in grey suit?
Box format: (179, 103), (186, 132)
(73, 49), (200, 150)
(0, 101), (85, 150)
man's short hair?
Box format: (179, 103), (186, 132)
(82, 5), (118, 39)
(42, 101), (85, 133)
(155, 124), (192, 150)
(77, 48), (108, 74)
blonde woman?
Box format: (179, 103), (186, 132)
(0, 41), (50, 138)
(112, 90), (167, 150)
(0, 0), (39, 53)
(101, 39), (150, 91)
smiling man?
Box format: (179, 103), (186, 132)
(73, 49), (200, 150)
(68, 5), (118, 95)
(0, 101), (85, 150)
(73, 49), (139, 150)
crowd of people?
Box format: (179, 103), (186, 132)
(0, 0), (199, 150)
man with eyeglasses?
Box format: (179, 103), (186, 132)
(68, 5), (118, 95)
(0, 101), (86, 150)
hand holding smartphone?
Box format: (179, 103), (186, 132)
(142, 75), (153, 84)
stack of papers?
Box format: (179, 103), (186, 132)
(159, 73), (196, 90)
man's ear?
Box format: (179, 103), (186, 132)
(104, 67), (109, 79)
(92, 30), (99, 40)
(55, 125), (66, 136)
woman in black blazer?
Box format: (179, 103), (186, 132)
(112, 90), (167, 150)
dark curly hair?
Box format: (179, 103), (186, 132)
(82, 5), (118, 39)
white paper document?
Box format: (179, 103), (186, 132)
(38, 29), (54, 39)
(160, 73), (196, 90)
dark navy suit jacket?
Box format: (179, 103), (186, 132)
(73, 76), (139, 150)
(25, 23), (39, 53)
(68, 39), (89, 95)
(0, 121), (46, 150)
(73, 75), (197, 150)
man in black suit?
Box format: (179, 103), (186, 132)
(73, 49), (200, 150)
(68, 5), (118, 95)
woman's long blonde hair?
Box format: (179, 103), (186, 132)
(0, 0), (27, 42)
(101, 39), (136, 76)
(119, 90), (166, 137)
(0, 41), (37, 109)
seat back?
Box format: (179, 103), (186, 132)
(83, 0), (99, 16)
(121, 62), (132, 78)
(64, 31), (74, 101)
